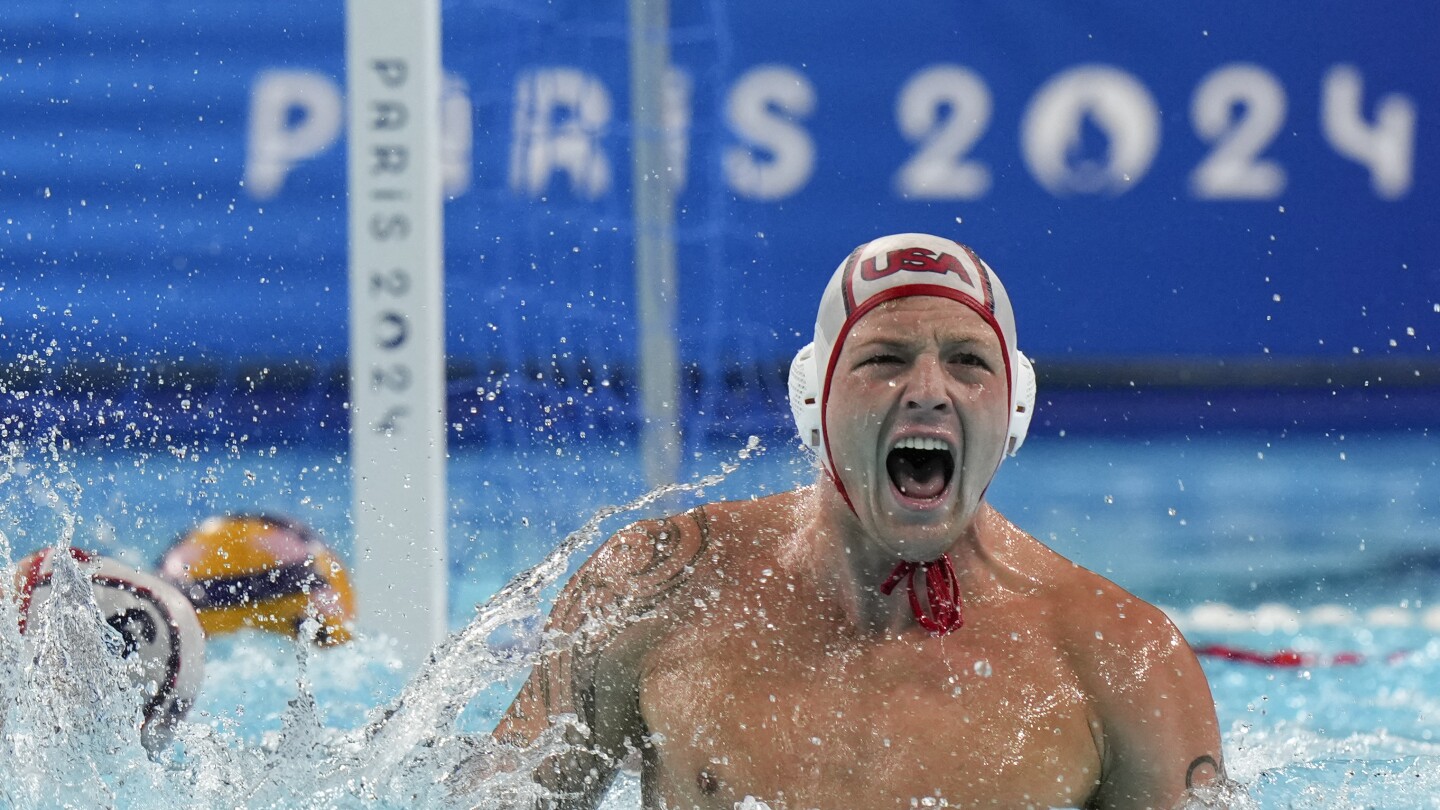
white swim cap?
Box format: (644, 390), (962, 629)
(16, 547), (207, 751)
(788, 233), (1031, 477)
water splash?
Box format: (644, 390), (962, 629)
(0, 431), (762, 809)
(323, 441), (762, 805)
(5, 419), (1440, 808)
(0, 505), (165, 807)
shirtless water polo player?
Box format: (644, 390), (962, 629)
(492, 234), (1226, 809)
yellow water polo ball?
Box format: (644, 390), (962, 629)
(156, 513), (356, 645)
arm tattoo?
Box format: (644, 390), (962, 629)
(1184, 754), (1220, 789)
(501, 509), (718, 806)
(635, 507), (713, 597)
(535, 508), (715, 742)
(576, 508), (712, 724)
(603, 507), (714, 620)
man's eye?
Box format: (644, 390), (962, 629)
(952, 353), (990, 369)
(862, 354), (902, 366)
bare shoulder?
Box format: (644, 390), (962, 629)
(986, 509), (1185, 663)
(493, 501), (733, 744)
(1018, 531), (1224, 804)
(1049, 564), (1187, 669)
(1021, 544), (1200, 714)
(575, 489), (804, 624)
(572, 506), (717, 626)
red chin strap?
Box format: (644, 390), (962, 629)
(825, 468), (965, 636)
(880, 554), (963, 636)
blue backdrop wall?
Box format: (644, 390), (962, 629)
(2, 0), (1436, 436)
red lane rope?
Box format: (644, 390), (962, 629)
(1192, 643), (1379, 667)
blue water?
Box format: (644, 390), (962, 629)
(27, 428), (1436, 617)
(5, 428), (1440, 806)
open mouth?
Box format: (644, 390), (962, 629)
(886, 436), (955, 504)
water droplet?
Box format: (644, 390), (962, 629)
(973, 659), (992, 677)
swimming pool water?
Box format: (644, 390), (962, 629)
(3, 428), (1438, 806)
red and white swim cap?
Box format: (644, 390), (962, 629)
(788, 233), (1029, 476)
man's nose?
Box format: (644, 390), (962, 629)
(904, 355), (949, 412)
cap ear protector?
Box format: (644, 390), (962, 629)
(1006, 351), (1036, 456)
(788, 342), (823, 450)
(788, 342), (1037, 458)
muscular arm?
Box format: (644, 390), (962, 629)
(1082, 598), (1226, 810)
(491, 508), (713, 809)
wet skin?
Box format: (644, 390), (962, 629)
(821, 297), (1011, 580)
(493, 300), (1224, 809)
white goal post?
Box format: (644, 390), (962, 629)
(345, 0), (448, 665)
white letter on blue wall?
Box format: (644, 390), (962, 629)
(509, 67), (613, 199)
(244, 70), (344, 200)
(442, 74), (474, 198)
(723, 65), (816, 201)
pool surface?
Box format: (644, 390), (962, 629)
(2, 428), (1437, 807)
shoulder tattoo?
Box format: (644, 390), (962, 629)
(620, 506), (714, 609)
(542, 507), (716, 729)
